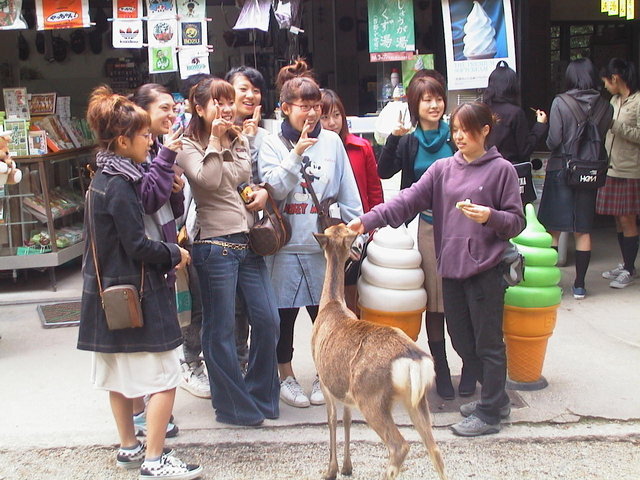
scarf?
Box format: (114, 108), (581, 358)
(281, 118), (322, 144)
(95, 150), (143, 183)
(413, 120), (452, 179)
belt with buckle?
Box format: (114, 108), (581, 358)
(193, 239), (249, 250)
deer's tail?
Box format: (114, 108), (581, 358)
(391, 355), (435, 408)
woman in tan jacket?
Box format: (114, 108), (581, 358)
(598, 58), (640, 289)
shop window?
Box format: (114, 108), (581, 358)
(550, 21), (632, 95)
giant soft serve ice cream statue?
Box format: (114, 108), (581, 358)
(463, 1), (497, 60)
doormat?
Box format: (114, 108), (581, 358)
(37, 301), (81, 328)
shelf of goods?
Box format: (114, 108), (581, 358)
(0, 148), (93, 290)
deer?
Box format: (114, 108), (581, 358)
(312, 224), (447, 480)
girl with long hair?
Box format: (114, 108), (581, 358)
(319, 88), (383, 313)
(176, 78), (280, 426)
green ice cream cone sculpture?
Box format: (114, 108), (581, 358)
(503, 204), (561, 390)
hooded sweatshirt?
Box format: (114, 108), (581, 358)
(360, 147), (525, 280)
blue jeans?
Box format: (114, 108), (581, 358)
(194, 233), (280, 425)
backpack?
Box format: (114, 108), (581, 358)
(558, 93), (610, 189)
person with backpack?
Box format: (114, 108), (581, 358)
(538, 58), (613, 300)
(597, 58), (640, 289)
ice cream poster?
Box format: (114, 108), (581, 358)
(149, 46), (177, 74)
(178, 47), (210, 79)
(35, 0), (91, 30)
(148, 18), (178, 47)
(0, 0), (28, 30)
(113, 19), (144, 48)
(179, 20), (205, 46)
(146, 0), (177, 18)
(441, 0), (516, 90)
(113, 0), (143, 19)
(177, 0), (205, 19)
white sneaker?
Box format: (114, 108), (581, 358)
(280, 376), (310, 408)
(610, 269), (635, 289)
(180, 362), (211, 399)
(602, 263), (625, 279)
(310, 375), (325, 405)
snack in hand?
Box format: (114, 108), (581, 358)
(456, 198), (472, 209)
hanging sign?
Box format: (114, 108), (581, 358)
(177, 0), (205, 19)
(146, 0), (177, 18)
(149, 46), (177, 73)
(113, 0), (143, 19)
(148, 18), (178, 47)
(179, 20), (206, 46)
(113, 19), (144, 48)
(367, 0), (415, 62)
(0, 0), (28, 30)
(35, 0), (91, 30)
(178, 47), (210, 79)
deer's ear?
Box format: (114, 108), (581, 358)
(314, 232), (328, 248)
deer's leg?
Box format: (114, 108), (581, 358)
(359, 403), (409, 480)
(341, 405), (353, 476)
(406, 398), (447, 480)
(324, 393), (339, 480)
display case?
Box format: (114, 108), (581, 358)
(0, 148), (92, 290)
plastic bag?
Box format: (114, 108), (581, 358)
(374, 101), (412, 146)
(233, 0), (271, 32)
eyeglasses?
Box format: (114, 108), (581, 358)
(287, 103), (322, 113)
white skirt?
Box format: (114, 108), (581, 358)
(91, 348), (182, 398)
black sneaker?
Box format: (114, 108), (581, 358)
(451, 414), (501, 437)
(460, 400), (511, 419)
(139, 453), (203, 479)
(116, 443), (175, 470)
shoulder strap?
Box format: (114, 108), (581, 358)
(278, 133), (295, 152)
(87, 187), (145, 297)
(300, 157), (324, 214)
(558, 93), (586, 124)
(590, 97), (609, 125)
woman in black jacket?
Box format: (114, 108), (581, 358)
(79, 86), (201, 479)
(483, 61), (548, 165)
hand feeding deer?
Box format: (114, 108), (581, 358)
(312, 224), (447, 480)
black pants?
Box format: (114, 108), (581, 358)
(276, 305), (319, 364)
(442, 266), (509, 424)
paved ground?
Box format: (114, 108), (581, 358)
(0, 177), (639, 479)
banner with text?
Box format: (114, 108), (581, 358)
(36, 0), (91, 30)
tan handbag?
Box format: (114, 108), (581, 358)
(88, 190), (144, 330)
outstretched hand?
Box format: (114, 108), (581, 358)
(346, 218), (365, 235)
(293, 121), (318, 156)
(210, 100), (234, 140)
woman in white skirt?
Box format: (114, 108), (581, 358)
(78, 86), (201, 480)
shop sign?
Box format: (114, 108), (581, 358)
(177, 0), (205, 19)
(35, 0), (91, 30)
(149, 46), (177, 74)
(113, 19), (144, 48)
(178, 47), (210, 79)
(601, 0), (635, 19)
(146, 0), (177, 18)
(113, 0), (142, 19)
(0, 0), (28, 29)
(367, 0), (415, 57)
(148, 18), (178, 47)
(180, 20), (206, 47)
